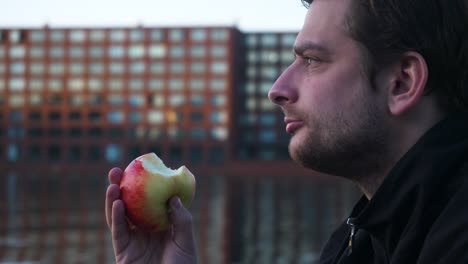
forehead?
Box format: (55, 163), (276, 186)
(295, 0), (352, 47)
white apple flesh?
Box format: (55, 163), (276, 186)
(120, 152), (196, 231)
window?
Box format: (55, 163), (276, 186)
(88, 145), (101, 161)
(88, 112), (101, 123)
(89, 63), (104, 75)
(261, 50), (279, 63)
(190, 94), (204, 106)
(130, 29), (144, 42)
(129, 79), (143, 90)
(211, 62), (228, 74)
(88, 78), (103, 91)
(149, 94), (164, 107)
(110, 30), (126, 42)
(69, 30), (86, 42)
(169, 29), (184, 42)
(190, 46), (206, 57)
(211, 111), (227, 123)
(148, 79), (164, 90)
(69, 63), (84, 75)
(148, 110), (164, 124)
(128, 95), (145, 107)
(169, 79), (184, 91)
(170, 46), (184, 58)
(129, 112), (142, 123)
(189, 79), (205, 91)
(169, 94), (185, 106)
(30, 47), (44, 58)
(89, 46), (104, 57)
(49, 46), (64, 58)
(170, 62), (184, 73)
(150, 62), (165, 74)
(48, 79), (63, 92)
(48, 145), (61, 161)
(49, 112), (61, 121)
(190, 128), (205, 139)
(9, 46), (25, 58)
(108, 94), (124, 105)
(148, 44), (166, 58)
(29, 145), (41, 161)
(109, 63), (125, 74)
(191, 29), (206, 42)
(10, 62), (25, 74)
(260, 113), (276, 125)
(49, 63), (64, 75)
(89, 30), (106, 42)
(68, 79), (85, 91)
(209, 147), (224, 165)
(69, 46), (85, 58)
(129, 45), (145, 58)
(7, 144), (19, 162)
(211, 127), (228, 141)
(30, 63), (45, 75)
(260, 130), (276, 142)
(9, 95), (25, 107)
(106, 144), (123, 163)
(29, 112), (41, 121)
(211, 46), (226, 57)
(9, 78), (25, 91)
(29, 78), (44, 91)
(30, 31), (45, 42)
(108, 111), (125, 123)
(190, 112), (204, 122)
(190, 62), (205, 74)
(211, 29), (229, 41)
(281, 34), (296, 47)
(150, 29), (164, 41)
(190, 146), (203, 164)
(210, 78), (226, 91)
(211, 95), (226, 106)
(261, 34), (278, 47)
(109, 46), (125, 58)
(50, 30), (64, 42)
(68, 145), (81, 161)
(68, 112), (81, 121)
(29, 94), (42, 105)
(130, 61), (145, 74)
(246, 35), (258, 47)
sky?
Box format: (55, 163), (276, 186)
(0, 0), (308, 32)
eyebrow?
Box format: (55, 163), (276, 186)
(293, 41), (331, 56)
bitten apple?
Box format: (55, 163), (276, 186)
(120, 152), (196, 232)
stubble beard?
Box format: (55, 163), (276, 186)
(289, 100), (390, 180)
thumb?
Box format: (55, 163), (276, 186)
(168, 196), (196, 256)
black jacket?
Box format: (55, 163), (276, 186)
(320, 114), (468, 263)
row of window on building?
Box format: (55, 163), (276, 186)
(3, 143), (226, 165)
(1, 92), (227, 108)
(0, 28), (231, 44)
(0, 44), (233, 60)
(5, 108), (229, 125)
(4, 125), (229, 141)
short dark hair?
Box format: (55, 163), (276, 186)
(301, 0), (468, 113)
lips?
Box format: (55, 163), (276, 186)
(284, 117), (304, 134)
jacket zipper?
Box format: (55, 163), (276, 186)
(346, 218), (357, 256)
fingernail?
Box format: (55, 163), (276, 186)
(171, 197), (182, 209)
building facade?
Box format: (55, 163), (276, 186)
(0, 27), (359, 264)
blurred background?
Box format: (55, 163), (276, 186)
(0, 1), (361, 263)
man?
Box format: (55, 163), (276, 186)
(105, 0), (468, 262)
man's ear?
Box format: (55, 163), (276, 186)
(387, 51), (428, 116)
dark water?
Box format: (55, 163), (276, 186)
(0, 167), (360, 264)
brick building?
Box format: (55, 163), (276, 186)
(0, 27), (359, 263)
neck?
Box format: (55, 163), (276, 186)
(355, 105), (446, 200)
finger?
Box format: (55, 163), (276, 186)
(108, 167), (123, 185)
(106, 184), (121, 229)
(112, 199), (130, 255)
(168, 197), (196, 256)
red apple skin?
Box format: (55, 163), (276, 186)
(120, 153), (196, 232)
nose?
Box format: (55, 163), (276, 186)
(268, 65), (298, 106)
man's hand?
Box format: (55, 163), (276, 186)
(105, 167), (197, 264)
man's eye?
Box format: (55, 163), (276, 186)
(305, 57), (319, 64)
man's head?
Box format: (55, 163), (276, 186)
(268, 0), (467, 189)
(302, 0), (468, 113)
